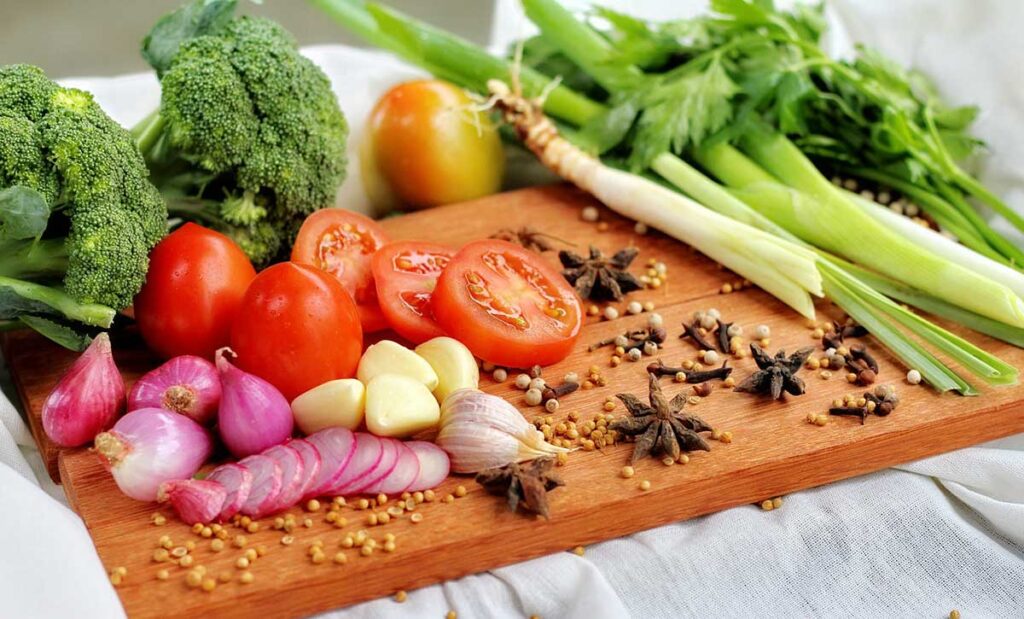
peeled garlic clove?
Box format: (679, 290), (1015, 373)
(358, 340), (439, 391)
(291, 379), (365, 434)
(364, 373), (440, 437)
(414, 337), (479, 402)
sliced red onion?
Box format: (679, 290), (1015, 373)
(303, 428), (355, 499)
(216, 348), (294, 458)
(158, 479), (226, 525)
(287, 439), (323, 501)
(329, 433), (384, 496)
(372, 440), (421, 495)
(405, 441), (450, 492)
(237, 454), (283, 518)
(349, 436), (400, 494)
(128, 355), (221, 425)
(262, 444), (305, 513)
(94, 408), (212, 501)
(205, 463), (253, 521)
(43, 333), (125, 447)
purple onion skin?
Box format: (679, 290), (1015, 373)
(95, 408), (213, 502)
(128, 355), (221, 425)
(42, 333), (125, 447)
(216, 350), (294, 458)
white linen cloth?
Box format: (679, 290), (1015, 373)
(1, 1), (1022, 617)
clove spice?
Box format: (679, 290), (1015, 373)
(680, 320), (717, 352)
(716, 322), (733, 354)
(541, 381), (580, 403)
(647, 360), (733, 384)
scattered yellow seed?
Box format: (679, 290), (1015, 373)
(805, 357), (820, 370)
(443, 494), (455, 504)
(156, 569), (169, 581)
(179, 555), (194, 568)
(376, 493), (388, 505)
(233, 535), (247, 548)
(949, 610), (961, 619)
(447, 612), (457, 619)
(720, 431), (733, 444)
(240, 516), (252, 527)
(384, 541), (397, 553)
(191, 523), (203, 534)
(218, 571), (233, 584)
(720, 283), (733, 294)
(311, 550), (326, 564)
(846, 372), (858, 384)
(639, 480), (651, 491)
(186, 570), (203, 588)
(240, 571), (255, 585)
(661, 456), (675, 466)
(244, 548), (258, 562)
(819, 370), (833, 380)
(677, 453), (690, 464)
(360, 546), (374, 557)
(572, 546), (585, 556)
(410, 513), (424, 524)
(303, 518), (314, 528)
(159, 535), (173, 549)
(152, 548), (170, 563)
(811, 328), (824, 339)
(152, 514), (167, 526)
(200, 526), (212, 538)
(185, 540), (197, 551)
(596, 221), (609, 232)
(723, 376), (736, 388)
(281, 535), (295, 546)
(210, 538), (225, 552)
(760, 500), (774, 511)
(171, 546), (188, 558)
(246, 521), (259, 533)
(114, 566), (128, 577)
(236, 557), (250, 569)
(201, 578), (216, 593)
(772, 497), (783, 509)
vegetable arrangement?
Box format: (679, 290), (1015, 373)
(315, 0), (1024, 395)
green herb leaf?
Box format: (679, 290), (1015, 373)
(577, 97), (637, 154)
(0, 186), (49, 241)
(141, 0), (238, 75)
(18, 315), (93, 351)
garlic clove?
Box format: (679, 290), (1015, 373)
(436, 424), (523, 474)
(290, 379), (365, 434)
(358, 340), (440, 391)
(364, 373), (440, 437)
(414, 337), (479, 402)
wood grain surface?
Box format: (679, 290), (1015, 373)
(4, 185), (1024, 618)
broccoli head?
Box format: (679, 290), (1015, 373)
(0, 64), (167, 347)
(135, 0), (349, 264)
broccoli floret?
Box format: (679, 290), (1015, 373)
(0, 64), (167, 348)
(135, 0), (349, 264)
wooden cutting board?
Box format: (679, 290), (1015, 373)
(4, 185), (1024, 619)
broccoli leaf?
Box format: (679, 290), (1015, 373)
(0, 186), (49, 241)
(0, 276), (115, 328)
(18, 315), (92, 351)
(141, 0), (238, 74)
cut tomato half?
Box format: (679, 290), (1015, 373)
(372, 241), (455, 344)
(432, 239), (582, 367)
(291, 208), (390, 333)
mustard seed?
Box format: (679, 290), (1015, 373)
(639, 480), (651, 491)
(395, 590), (408, 603)
(156, 569), (169, 581)
(572, 546), (585, 556)
(240, 571), (254, 584)
(201, 578), (216, 592)
(455, 485), (468, 498)
(410, 513), (424, 524)
(185, 570), (203, 588)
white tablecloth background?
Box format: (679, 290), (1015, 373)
(2, 1), (1022, 617)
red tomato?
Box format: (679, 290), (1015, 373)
(432, 240), (582, 367)
(230, 263), (362, 400)
(371, 241), (455, 344)
(291, 209), (390, 333)
(134, 223), (256, 359)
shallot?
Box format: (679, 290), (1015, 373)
(42, 333), (125, 447)
(128, 355), (221, 425)
(94, 408), (212, 501)
(205, 463), (253, 521)
(158, 479), (226, 524)
(216, 348), (294, 457)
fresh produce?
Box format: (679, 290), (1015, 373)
(41, 333), (125, 447)
(319, 0), (1022, 393)
(357, 340), (439, 391)
(436, 389), (568, 473)
(215, 348), (294, 458)
(302, 428), (355, 498)
(371, 241), (454, 343)
(362, 79), (504, 209)
(261, 444), (307, 513)
(404, 441), (450, 490)
(432, 239), (583, 367)
(158, 479), (227, 525)
(292, 208), (390, 332)
(290, 379), (366, 434)
(413, 336), (479, 402)
(132, 0), (348, 265)
(128, 355), (221, 425)
(204, 463), (253, 521)
(0, 65), (167, 348)
(133, 223), (255, 359)
(94, 407), (212, 501)
(364, 374), (440, 437)
(237, 454), (283, 518)
(287, 439), (323, 501)
(230, 262), (362, 400)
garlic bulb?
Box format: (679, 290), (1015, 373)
(436, 389), (568, 473)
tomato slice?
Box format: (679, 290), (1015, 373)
(432, 239), (582, 367)
(291, 208), (390, 332)
(372, 241), (454, 344)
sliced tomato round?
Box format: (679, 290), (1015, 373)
(432, 239), (582, 367)
(372, 241), (454, 344)
(291, 208), (390, 332)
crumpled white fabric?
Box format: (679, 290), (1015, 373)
(2, 1), (1023, 617)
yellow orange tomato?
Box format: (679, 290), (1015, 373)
(362, 79), (504, 210)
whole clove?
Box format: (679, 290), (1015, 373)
(716, 322), (733, 354)
(542, 381), (580, 403)
(490, 227), (571, 253)
(828, 406), (868, 424)
(680, 320), (717, 352)
(849, 344), (879, 373)
(647, 359), (733, 384)
(589, 327), (666, 353)
(828, 385), (899, 423)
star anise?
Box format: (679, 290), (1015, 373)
(475, 458), (564, 518)
(734, 343), (814, 400)
(559, 245), (642, 302)
(610, 373), (713, 463)
(490, 227), (567, 253)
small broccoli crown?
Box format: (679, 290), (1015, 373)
(0, 64), (167, 309)
(220, 190), (267, 226)
(219, 220), (282, 265)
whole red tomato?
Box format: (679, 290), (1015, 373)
(230, 262), (363, 400)
(134, 223), (256, 359)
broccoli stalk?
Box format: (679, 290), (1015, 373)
(132, 0), (349, 265)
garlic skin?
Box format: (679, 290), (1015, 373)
(42, 333), (125, 447)
(436, 389), (567, 473)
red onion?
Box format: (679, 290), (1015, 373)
(42, 333), (125, 447)
(216, 348), (294, 458)
(205, 463), (253, 522)
(128, 356), (221, 425)
(158, 479), (226, 524)
(94, 408), (212, 501)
